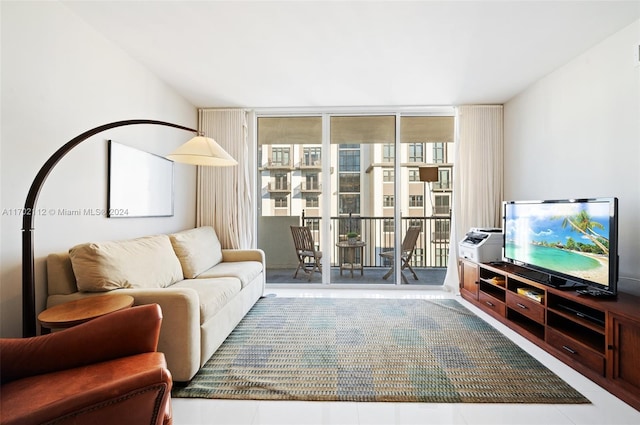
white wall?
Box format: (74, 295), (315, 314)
(1, 2), (198, 337)
(504, 20), (640, 289)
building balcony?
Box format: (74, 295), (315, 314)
(260, 160), (295, 170)
(266, 266), (446, 285)
(298, 159), (322, 169)
(432, 181), (452, 191)
(267, 182), (291, 192)
(260, 214), (451, 285)
(433, 206), (451, 215)
(300, 182), (322, 192)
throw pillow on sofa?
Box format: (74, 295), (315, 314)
(169, 226), (223, 278)
(69, 234), (184, 292)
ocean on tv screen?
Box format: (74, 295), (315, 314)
(505, 201), (610, 286)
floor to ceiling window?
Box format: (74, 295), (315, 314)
(256, 109), (454, 286)
(331, 115), (395, 282)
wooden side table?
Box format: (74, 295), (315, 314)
(336, 241), (366, 277)
(38, 294), (134, 333)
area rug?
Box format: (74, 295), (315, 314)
(173, 297), (589, 404)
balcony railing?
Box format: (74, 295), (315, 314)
(433, 181), (452, 190)
(261, 160), (294, 170)
(300, 215), (451, 269)
(267, 181), (291, 192)
(433, 206), (451, 215)
(300, 182), (322, 192)
(299, 158), (322, 169)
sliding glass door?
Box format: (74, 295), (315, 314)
(330, 115), (396, 283)
(256, 116), (324, 282)
(256, 110), (454, 286)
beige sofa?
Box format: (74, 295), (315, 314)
(45, 226), (265, 382)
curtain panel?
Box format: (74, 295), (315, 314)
(197, 109), (252, 249)
(443, 105), (504, 292)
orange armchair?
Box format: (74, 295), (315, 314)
(1, 304), (173, 425)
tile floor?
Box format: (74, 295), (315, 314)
(172, 287), (640, 425)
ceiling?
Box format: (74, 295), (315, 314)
(62, 1), (640, 109)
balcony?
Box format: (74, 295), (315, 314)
(260, 215), (451, 285)
(267, 181), (291, 192)
(267, 266), (447, 286)
(433, 181), (452, 191)
(433, 206), (451, 216)
(260, 160), (295, 171)
(298, 158), (322, 169)
(300, 182), (322, 192)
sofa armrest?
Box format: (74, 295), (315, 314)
(222, 249), (266, 267)
(43, 288), (202, 382)
(122, 287), (201, 382)
(0, 304), (162, 384)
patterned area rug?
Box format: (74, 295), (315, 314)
(173, 297), (589, 404)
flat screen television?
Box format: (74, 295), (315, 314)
(502, 198), (618, 295)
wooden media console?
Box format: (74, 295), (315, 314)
(459, 259), (640, 411)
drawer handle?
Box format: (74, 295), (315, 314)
(562, 345), (577, 355)
(485, 301), (495, 307)
(516, 303), (528, 310)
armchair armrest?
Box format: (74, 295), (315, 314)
(0, 304), (162, 384)
(43, 288), (202, 382)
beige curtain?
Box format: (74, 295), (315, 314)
(443, 105), (504, 292)
(197, 109), (252, 249)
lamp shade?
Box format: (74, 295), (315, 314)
(419, 166), (439, 182)
(166, 136), (238, 166)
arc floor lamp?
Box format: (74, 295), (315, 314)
(21, 119), (237, 337)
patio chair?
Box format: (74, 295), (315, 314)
(379, 225), (421, 284)
(290, 225), (322, 281)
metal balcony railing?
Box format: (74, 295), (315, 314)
(300, 214), (451, 269)
(433, 206), (451, 215)
(433, 181), (452, 190)
(300, 182), (322, 191)
(268, 181), (291, 191)
(262, 159), (294, 169)
(299, 158), (322, 168)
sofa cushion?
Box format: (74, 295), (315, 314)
(197, 261), (263, 289)
(171, 278), (241, 324)
(69, 235), (184, 292)
(169, 227), (223, 278)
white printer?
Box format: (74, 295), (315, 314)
(459, 227), (503, 263)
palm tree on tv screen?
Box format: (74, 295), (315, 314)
(559, 209), (608, 255)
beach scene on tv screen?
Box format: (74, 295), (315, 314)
(505, 202), (610, 286)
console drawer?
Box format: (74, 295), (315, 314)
(546, 327), (605, 375)
(478, 291), (506, 317)
(506, 292), (545, 324)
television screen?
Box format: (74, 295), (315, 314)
(503, 198), (618, 293)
